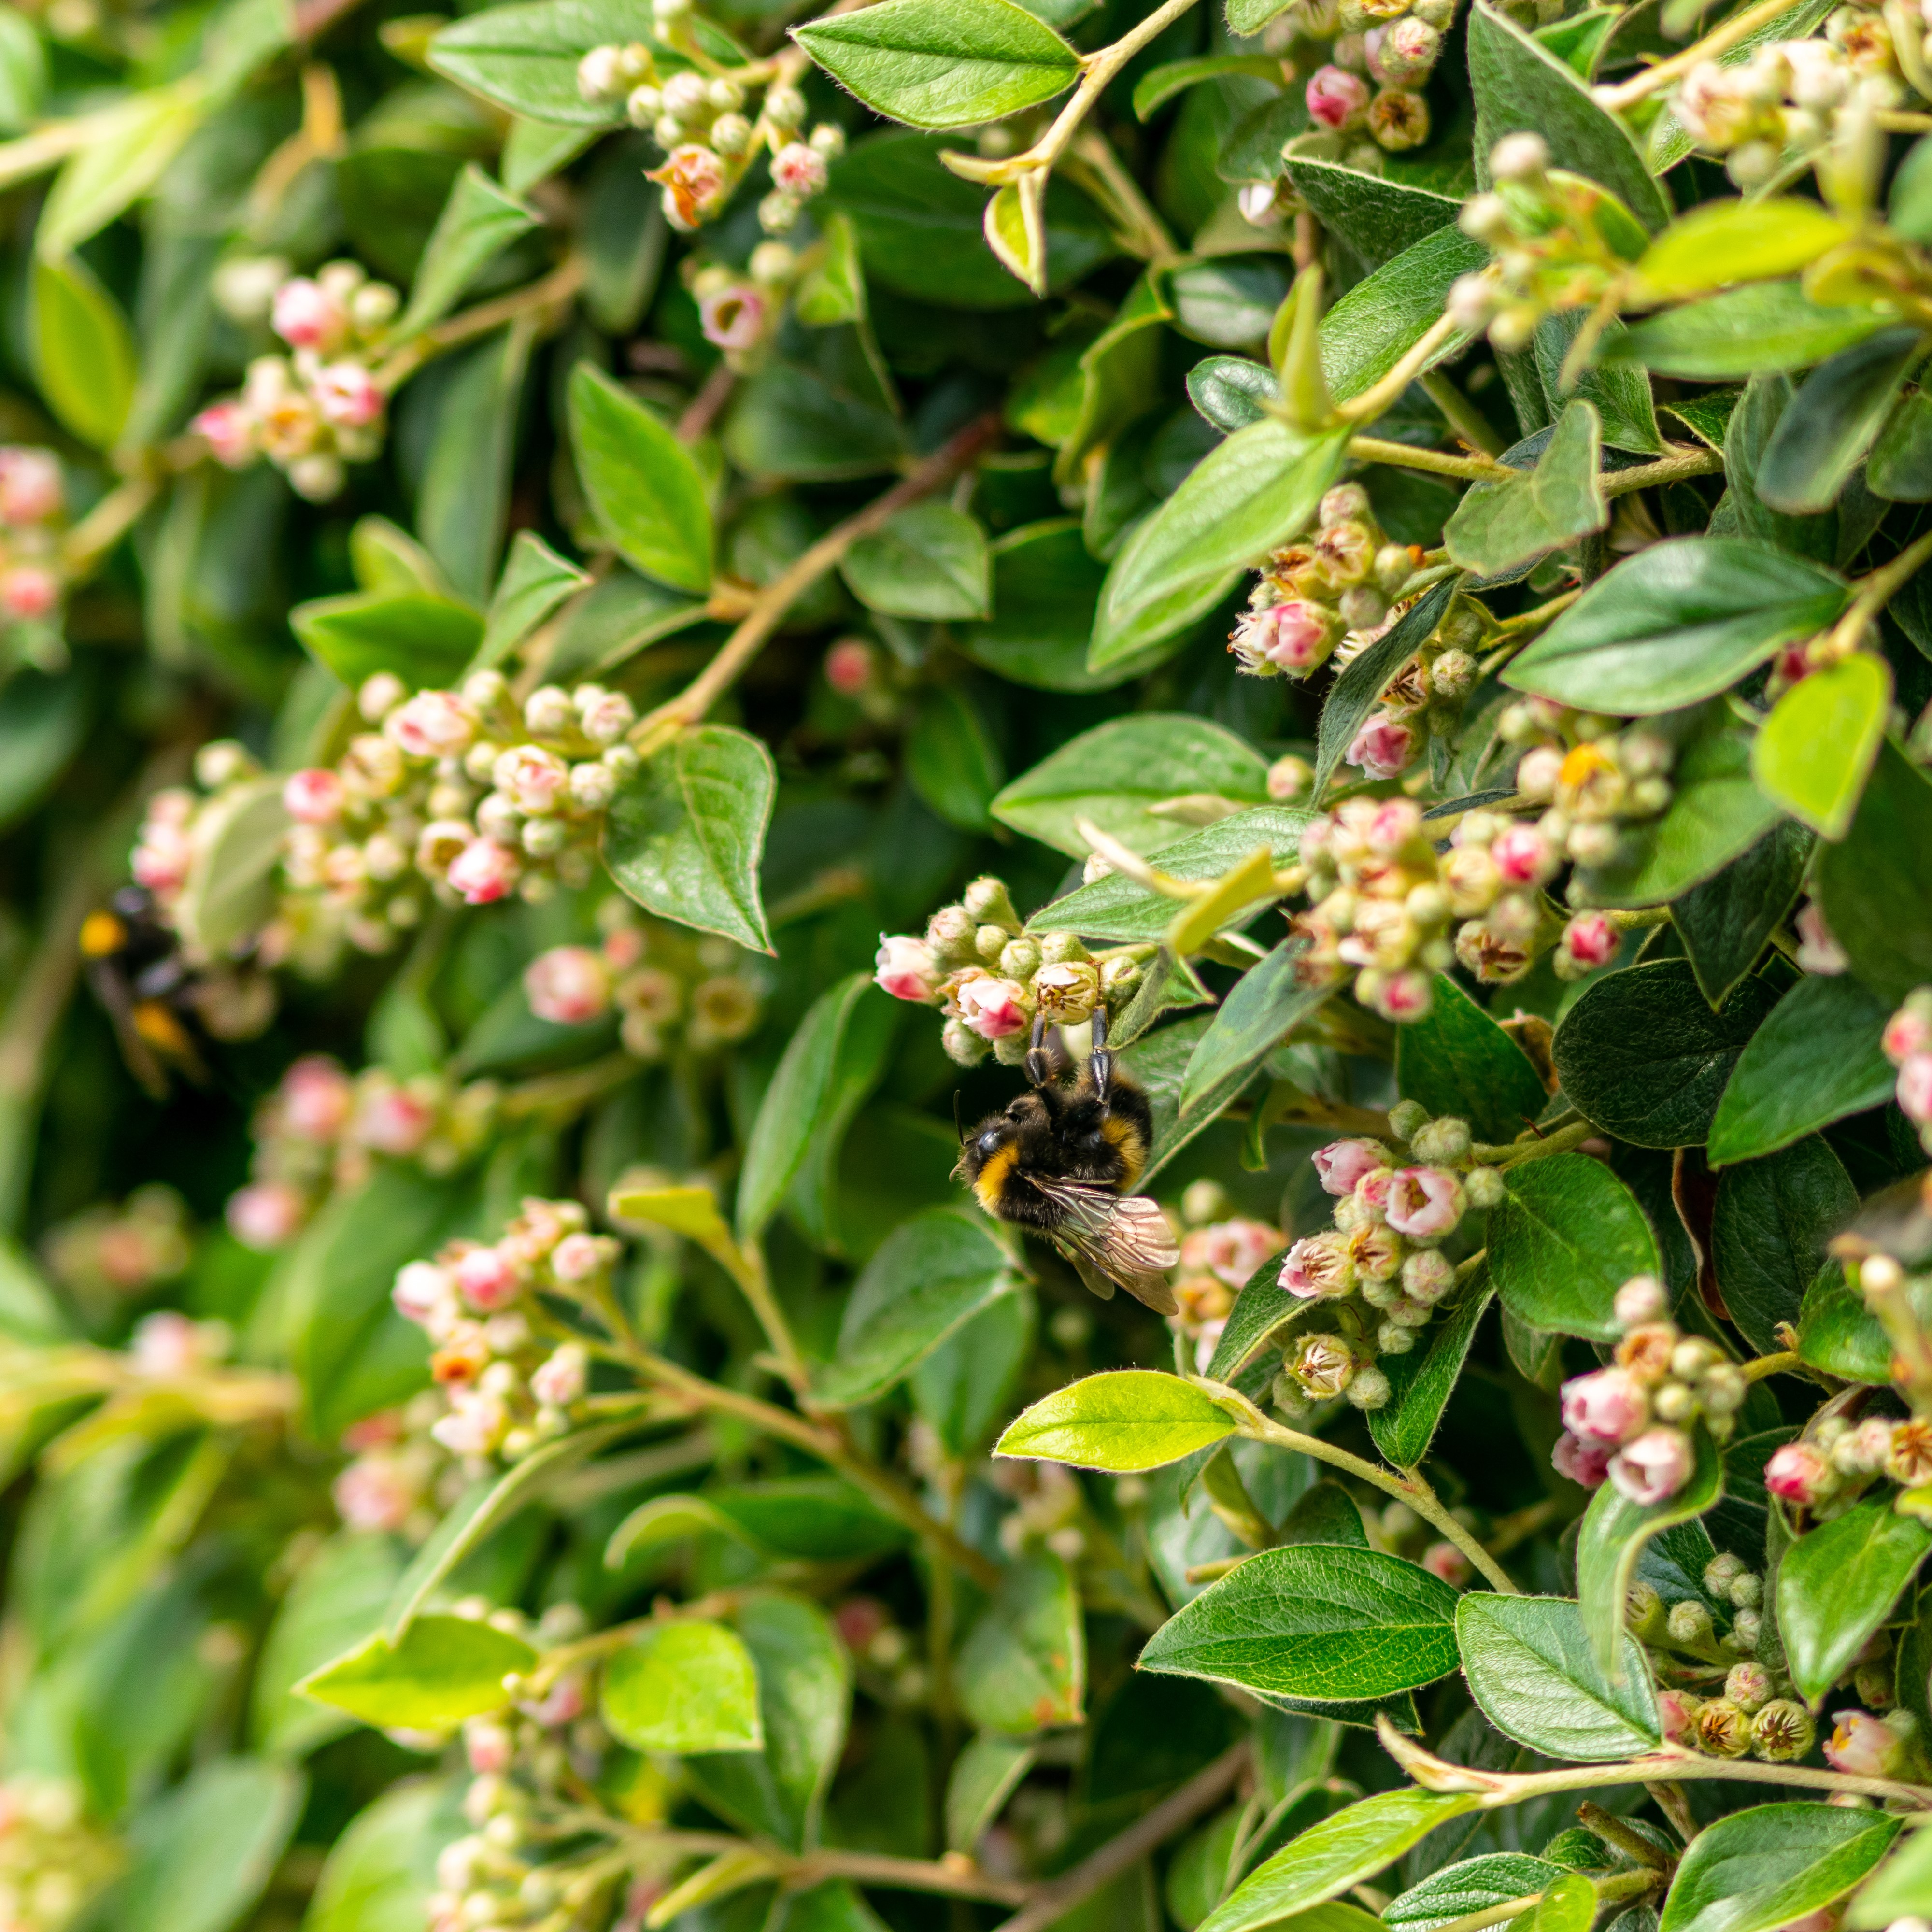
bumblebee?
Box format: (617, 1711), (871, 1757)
(957, 1009), (1179, 1314)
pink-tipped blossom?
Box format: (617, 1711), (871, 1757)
(525, 946), (614, 1026)
(452, 1244), (521, 1311)
(1795, 900), (1848, 975)
(1552, 1431), (1612, 1488)
(1765, 1438), (1837, 1508)
(1491, 823), (1557, 886)
(432, 1391), (507, 1458)
(1365, 798), (1423, 853)
(875, 933), (939, 1003)
(1562, 912), (1619, 970)
(390, 690), (476, 761)
(551, 1232), (611, 1282)
(130, 1310), (204, 1376)
(283, 768), (344, 824)
(1384, 1166), (1464, 1239)
(272, 276), (349, 352)
(699, 286), (766, 352)
(1181, 1217), (1281, 1288)
(531, 1342), (589, 1407)
(955, 975), (1029, 1041)
(1280, 1230), (1355, 1299)
(826, 639), (878, 696)
(1561, 1366), (1649, 1447)
(1346, 715), (1417, 780)
(280, 1055), (355, 1140)
(193, 400), (258, 468)
(393, 1260), (455, 1326)
(334, 1455), (416, 1533)
(355, 1085), (436, 1157)
(1375, 970), (1435, 1022)
(493, 744), (570, 814)
(1884, 1001), (1932, 1063)
(226, 1179), (308, 1250)
(463, 1721), (515, 1776)
(1825, 1709), (1901, 1779)
(131, 825), (194, 895)
(1307, 64), (1372, 130)
(0, 565), (59, 621)
(1231, 600), (1338, 675)
(1313, 1138), (1388, 1197)
(1656, 1689), (1703, 1744)
(447, 838), (522, 905)
(1898, 1053), (1932, 1124)
(1613, 1274), (1667, 1328)
(1421, 1542), (1471, 1587)
(649, 145), (728, 227)
(0, 447), (63, 524)
(313, 360), (384, 429)
(771, 142), (828, 197)
(1608, 1425), (1693, 1505)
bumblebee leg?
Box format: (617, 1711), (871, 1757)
(1089, 1004), (1112, 1097)
(1025, 1011), (1052, 1087)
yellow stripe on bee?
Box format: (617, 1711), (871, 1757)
(132, 1001), (193, 1056)
(79, 912), (126, 959)
(1100, 1112), (1147, 1188)
(973, 1143), (1018, 1216)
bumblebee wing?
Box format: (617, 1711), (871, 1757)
(1040, 1181), (1179, 1316)
(85, 959), (170, 1099)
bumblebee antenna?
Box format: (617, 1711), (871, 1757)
(952, 1089), (966, 1146)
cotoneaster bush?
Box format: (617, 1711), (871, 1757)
(13, 0), (1932, 1926)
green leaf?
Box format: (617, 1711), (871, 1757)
(1446, 400), (1608, 578)
(1504, 537), (1847, 715)
(1488, 1153), (1661, 1341)
(1368, 1280), (1494, 1470)
(992, 714), (1268, 859)
(1869, 389), (1932, 501)
(1092, 418), (1350, 666)
(1634, 200), (1853, 302)
(1778, 1500), (1932, 1704)
(29, 254), (136, 448)
(1314, 578), (1460, 796)
(793, 0), (1077, 129)
(502, 114), (599, 194)
(1134, 52), (1281, 118)
(1468, 0), (1670, 230)
(841, 501), (990, 619)
(1534, 312), (1660, 456)
(957, 520), (1124, 691)
(36, 85), (201, 259)
(252, 1533), (406, 1756)
(1752, 652), (1891, 841)
(477, 530), (590, 668)
(1287, 156), (1462, 268)
(417, 324), (531, 604)
(398, 163), (539, 334)
(1181, 940), (1326, 1120)
(1576, 1425), (1722, 1674)
(1796, 1257), (1896, 1383)
(170, 775), (291, 959)
(1851, 1826), (1932, 1926)
(958, 1553), (1085, 1733)
(303, 1780), (461, 1932)
(1660, 1805), (1901, 1932)
(0, 12), (46, 134)
(1710, 972), (1893, 1170)
(1054, 270), (1173, 481)
(1319, 226), (1488, 405)
(1818, 737), (1932, 1001)
(1200, 1792), (1482, 1932)
(1395, 973), (1549, 1146)
(1553, 959), (1780, 1148)
(1711, 1136), (1857, 1356)
(946, 1731), (1037, 1852)
(1672, 820), (1813, 1008)
(602, 1619), (764, 1753)
(1758, 329), (1924, 515)
(1456, 1593), (1660, 1761)
(568, 361), (713, 594)
(995, 1369), (1236, 1471)
(291, 591), (483, 690)
(1614, 281), (1889, 380)
(115, 1757), (304, 1932)
(1190, 355), (1277, 433)
(297, 1614), (537, 1729)
(817, 1207), (1021, 1407)
(1387, 1857), (1563, 1932)
(1172, 259), (1293, 351)
(1139, 1544), (1461, 1703)
(795, 208), (865, 326)
(604, 724), (776, 952)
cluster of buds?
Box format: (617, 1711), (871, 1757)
(0, 447), (67, 646)
(1440, 807), (1611, 986)
(1228, 484), (1427, 683)
(688, 241), (805, 360)
(1273, 1102), (1499, 1409)
(0, 1775), (119, 1932)
(1551, 1274), (1747, 1501)
(1669, 31), (1901, 202)
(873, 875), (1144, 1068)
(1171, 1183), (1283, 1369)
(391, 1198), (608, 1465)
(1449, 135), (1637, 352)
(522, 897), (763, 1059)
(1504, 697), (1675, 875)
(1762, 1399), (1932, 1517)
(1654, 1650), (1817, 1762)
(988, 1455), (1089, 1563)
(428, 1600), (620, 1932)
(41, 1185), (190, 1310)
(1884, 987), (1932, 1155)
(193, 261), (396, 501)
(332, 1394), (455, 1539)
(578, 12), (845, 235)
(1343, 601), (1486, 784)
(224, 1054), (499, 1252)
(1301, 0), (1454, 153)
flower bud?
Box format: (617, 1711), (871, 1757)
(1693, 1698), (1753, 1758)
(1611, 1425), (1694, 1506)
(1409, 1116), (1471, 1164)
(1751, 1699), (1815, 1762)
(1725, 1662), (1771, 1712)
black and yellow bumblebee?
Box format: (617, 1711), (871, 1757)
(957, 1009), (1179, 1314)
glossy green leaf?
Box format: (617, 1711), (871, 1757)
(957, 520), (1124, 690)
(1319, 226), (1487, 405)
(1614, 281), (1889, 379)
(1778, 1500), (1932, 1704)
(1395, 973), (1548, 1146)
(907, 685), (1004, 830)
(913, 1291), (1036, 1458)
(1711, 1136), (1857, 1356)
(29, 254), (136, 449)
(1179, 939), (1325, 1120)
(569, 361), (713, 593)
(1368, 1280), (1494, 1471)
(1505, 538), (1847, 715)
(477, 531), (590, 668)
(1817, 737), (1932, 1001)
(1446, 400), (1607, 578)
(602, 1619), (764, 1753)
(297, 1614), (537, 1729)
(36, 85), (201, 260)
(1757, 328), (1924, 514)
(1796, 1257), (1895, 1383)
(291, 591), (483, 690)
(1386, 1856), (1563, 1932)
(115, 1756), (304, 1932)
(793, 0), (1077, 129)
(995, 1369), (1236, 1471)
(1634, 200), (1852, 301)
(946, 1732), (1035, 1855)
(1287, 156), (1462, 268)
(252, 1534), (406, 1756)
(1458, 1591), (1659, 1761)
(1660, 1805), (1900, 1932)
(1314, 577), (1460, 796)
(604, 724), (776, 952)
(1752, 651), (1891, 841)
(1869, 388), (1932, 500)
(303, 1780), (460, 1932)
(1553, 959), (1780, 1148)
(1488, 1153), (1661, 1341)
(957, 1552), (1085, 1733)
(417, 324), (530, 604)
(841, 501), (990, 619)
(1672, 820), (1813, 1008)
(398, 164), (540, 334)
(1204, 1248), (1300, 1383)
(1133, 52), (1282, 118)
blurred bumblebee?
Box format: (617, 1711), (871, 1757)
(956, 1009), (1179, 1314)
(79, 887), (274, 1095)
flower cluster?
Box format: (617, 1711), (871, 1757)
(332, 1395), (453, 1538)
(41, 1185), (190, 1310)
(1504, 696), (1676, 870)
(1762, 1401), (1932, 1516)
(390, 1197), (606, 1465)
(0, 447), (67, 649)
(522, 898), (764, 1059)
(1442, 807), (1616, 986)
(224, 1054), (499, 1252)
(1171, 1184), (1282, 1369)
(1228, 483), (1428, 683)
(577, 11), (846, 235)
(873, 874), (1145, 1068)
(1884, 986), (1932, 1155)
(1449, 134), (1638, 351)
(0, 1775), (119, 1932)
(1273, 1101), (1498, 1409)
(1654, 1658), (1817, 1763)
(193, 261), (396, 500)
(1551, 1274), (1747, 1502)
(1285, 0), (1456, 155)
(688, 241), (804, 359)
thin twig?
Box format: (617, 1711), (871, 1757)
(675, 362), (738, 442)
(1602, 445), (1725, 497)
(1592, 0), (1813, 107)
(1338, 310), (1469, 424)
(796, 1852), (1030, 1906)
(375, 257), (588, 393)
(1348, 436), (1506, 482)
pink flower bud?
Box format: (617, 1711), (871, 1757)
(283, 767), (345, 824)
(193, 400), (258, 469)
(551, 1232), (611, 1282)
(1365, 798), (1423, 853)
(334, 1455), (416, 1532)
(1385, 1166), (1465, 1238)
(355, 1085), (436, 1156)
(226, 1179), (309, 1250)
(698, 285), (766, 351)
(1608, 1425), (1693, 1505)
(875, 933), (939, 1002)
(1656, 1689), (1703, 1743)
(1613, 1274), (1667, 1328)
(1795, 900), (1848, 975)
(313, 360), (384, 429)
(1230, 600), (1340, 675)
(447, 838), (522, 905)
(1825, 1709), (1901, 1779)
(1307, 64), (1372, 129)
(0, 447), (62, 524)
(0, 565), (59, 620)
(1491, 822), (1557, 886)
(131, 827), (194, 894)
(1280, 1230), (1355, 1299)
(271, 276), (349, 351)
(493, 744), (570, 813)
(524, 946), (614, 1026)
(390, 690), (476, 761)
(393, 1260), (455, 1325)
(1313, 1138), (1389, 1196)
(1346, 715), (1417, 781)
(1421, 1542), (1471, 1586)
(1191, 1217), (1280, 1288)
(531, 1342), (588, 1406)
(1562, 911), (1619, 970)
(463, 1720), (515, 1776)
(1562, 1365), (1650, 1447)
(826, 638), (878, 696)
(771, 142), (828, 196)
(280, 1054), (355, 1141)
(954, 974), (1029, 1041)
(1552, 1431), (1612, 1488)
(1374, 969), (1435, 1022)
(1765, 1438), (1838, 1507)
(1898, 1053), (1932, 1124)
(431, 1390), (507, 1457)
(453, 1244), (521, 1311)
(1884, 1000), (1932, 1064)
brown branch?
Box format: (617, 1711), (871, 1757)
(676, 362), (738, 442)
(796, 1852), (1030, 1906)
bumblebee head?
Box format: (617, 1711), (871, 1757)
(955, 1091), (1051, 1184)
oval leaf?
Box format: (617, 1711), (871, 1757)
(601, 1619), (764, 1753)
(996, 1369), (1236, 1471)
